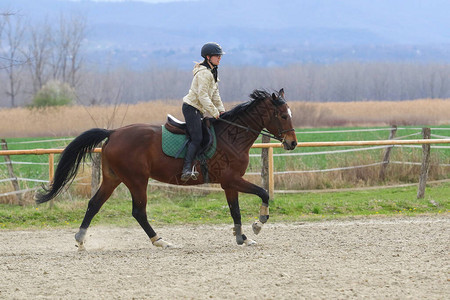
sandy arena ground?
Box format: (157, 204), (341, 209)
(0, 216), (448, 299)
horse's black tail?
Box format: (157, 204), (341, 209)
(35, 128), (112, 204)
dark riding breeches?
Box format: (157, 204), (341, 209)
(182, 103), (203, 163)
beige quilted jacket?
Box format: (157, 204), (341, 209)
(183, 64), (225, 118)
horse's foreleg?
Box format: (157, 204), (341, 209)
(76, 179), (119, 251)
(224, 179), (270, 235)
(224, 189), (257, 246)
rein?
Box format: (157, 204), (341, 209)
(217, 117), (293, 142)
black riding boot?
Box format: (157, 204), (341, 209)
(181, 143), (199, 181)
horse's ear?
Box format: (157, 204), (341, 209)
(272, 93), (277, 100)
(279, 88), (285, 98)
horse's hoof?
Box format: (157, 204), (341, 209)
(152, 238), (175, 249)
(75, 228), (87, 251)
(244, 239), (257, 246)
(76, 242), (86, 252)
(252, 220), (263, 235)
(75, 228), (87, 242)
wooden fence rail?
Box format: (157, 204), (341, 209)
(253, 138), (450, 200)
(0, 138), (449, 200)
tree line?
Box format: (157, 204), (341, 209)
(0, 11), (85, 107)
(1, 12), (450, 108)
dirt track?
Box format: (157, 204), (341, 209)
(1, 216), (448, 299)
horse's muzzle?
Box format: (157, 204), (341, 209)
(283, 140), (297, 150)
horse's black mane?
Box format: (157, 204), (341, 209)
(219, 89), (285, 121)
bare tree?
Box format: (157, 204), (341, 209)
(77, 68), (125, 106)
(28, 19), (52, 94)
(50, 13), (86, 88)
(0, 14), (27, 107)
(436, 65), (449, 98)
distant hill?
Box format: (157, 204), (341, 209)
(3, 0), (450, 69)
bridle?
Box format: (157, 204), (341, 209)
(217, 112), (295, 143)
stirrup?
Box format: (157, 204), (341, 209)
(181, 166), (199, 181)
(190, 166), (199, 180)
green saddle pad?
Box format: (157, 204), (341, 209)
(161, 124), (217, 159)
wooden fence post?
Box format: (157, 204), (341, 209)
(48, 153), (54, 183)
(1, 139), (23, 205)
(417, 127), (431, 199)
(379, 125), (397, 181)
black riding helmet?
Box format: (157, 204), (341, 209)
(201, 42), (225, 58)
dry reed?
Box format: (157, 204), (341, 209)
(1, 99), (449, 137)
(0, 183), (35, 205)
(0, 101), (183, 138)
(310, 99), (450, 127)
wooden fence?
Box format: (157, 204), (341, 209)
(1, 136), (449, 201)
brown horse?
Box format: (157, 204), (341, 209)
(36, 89), (297, 249)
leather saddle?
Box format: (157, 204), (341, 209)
(164, 114), (189, 134)
(163, 114), (215, 159)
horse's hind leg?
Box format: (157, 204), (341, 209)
(127, 181), (174, 249)
(75, 178), (119, 250)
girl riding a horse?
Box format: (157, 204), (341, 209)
(36, 87), (298, 249)
(181, 42), (226, 181)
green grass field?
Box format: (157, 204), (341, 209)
(0, 181), (448, 229)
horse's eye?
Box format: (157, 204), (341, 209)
(281, 114), (288, 120)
